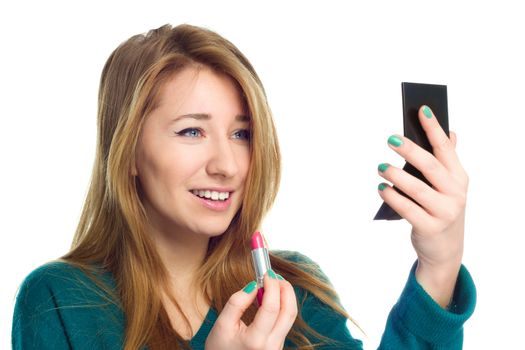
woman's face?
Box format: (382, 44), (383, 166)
(133, 66), (250, 240)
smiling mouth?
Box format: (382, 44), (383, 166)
(190, 189), (232, 201)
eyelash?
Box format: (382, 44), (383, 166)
(175, 128), (202, 138)
(175, 127), (251, 141)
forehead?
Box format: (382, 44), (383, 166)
(155, 66), (248, 117)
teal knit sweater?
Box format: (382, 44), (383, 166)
(12, 251), (476, 349)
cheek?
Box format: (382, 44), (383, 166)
(169, 150), (202, 180)
(151, 147), (202, 186)
(238, 148), (251, 182)
(137, 142), (200, 191)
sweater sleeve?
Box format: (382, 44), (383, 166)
(378, 261), (476, 349)
(12, 263), (72, 349)
(274, 251), (476, 350)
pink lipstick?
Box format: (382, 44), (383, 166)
(250, 231), (272, 306)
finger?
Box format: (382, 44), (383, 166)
(450, 130), (457, 148)
(437, 130), (469, 189)
(248, 270), (281, 339)
(378, 182), (439, 230)
(269, 276), (298, 343)
(419, 106), (463, 173)
(378, 163), (456, 218)
(386, 135), (460, 194)
(218, 281), (258, 329)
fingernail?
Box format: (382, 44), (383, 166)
(277, 274), (284, 281)
(388, 135), (403, 147)
(267, 269), (278, 280)
(378, 183), (387, 191)
(422, 105), (433, 119)
(243, 281), (257, 293)
(378, 163), (390, 172)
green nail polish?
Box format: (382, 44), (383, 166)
(243, 281), (257, 293)
(423, 106), (433, 119)
(378, 163), (390, 172)
(268, 269), (278, 280)
(388, 135), (403, 147)
(378, 183), (387, 191)
(277, 274), (284, 281)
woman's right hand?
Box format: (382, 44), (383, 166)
(204, 270), (297, 350)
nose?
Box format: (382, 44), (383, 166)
(206, 137), (240, 179)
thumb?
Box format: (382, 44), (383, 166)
(218, 281), (258, 326)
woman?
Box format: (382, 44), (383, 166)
(12, 24), (475, 349)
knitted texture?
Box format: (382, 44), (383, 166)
(12, 252), (476, 349)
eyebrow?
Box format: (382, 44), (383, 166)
(171, 113), (250, 123)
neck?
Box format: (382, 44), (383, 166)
(140, 199), (211, 286)
(152, 225), (210, 286)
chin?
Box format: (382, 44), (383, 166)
(194, 219), (233, 238)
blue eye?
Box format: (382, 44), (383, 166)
(175, 128), (202, 138)
(233, 129), (251, 141)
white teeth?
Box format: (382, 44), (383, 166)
(191, 189), (230, 201)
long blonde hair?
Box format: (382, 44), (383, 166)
(62, 24), (354, 349)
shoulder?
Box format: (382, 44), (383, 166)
(15, 260), (118, 312)
(20, 260), (85, 286)
(13, 262), (125, 348)
(17, 261), (81, 300)
(270, 250), (342, 305)
(18, 260), (107, 295)
(270, 250), (329, 282)
(271, 251), (362, 347)
(270, 249), (320, 266)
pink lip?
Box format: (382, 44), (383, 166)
(190, 191), (232, 212)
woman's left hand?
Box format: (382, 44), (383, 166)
(377, 105), (469, 308)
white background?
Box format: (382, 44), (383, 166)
(2, 1), (524, 348)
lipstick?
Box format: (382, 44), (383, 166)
(250, 231), (272, 306)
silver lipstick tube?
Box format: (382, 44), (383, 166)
(251, 247), (271, 288)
